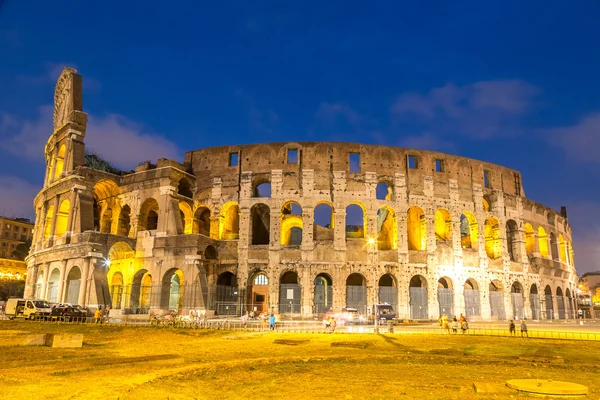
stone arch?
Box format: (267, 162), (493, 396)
(544, 284), (554, 320)
(549, 232), (559, 260)
(558, 234), (567, 262)
(100, 206), (113, 234)
(377, 206), (397, 250)
(34, 270), (44, 299)
(314, 273), (333, 314)
(434, 209), (452, 242)
(177, 178), (193, 198)
(524, 223), (535, 254)
(193, 206), (211, 236)
(437, 276), (454, 318)
(108, 241), (134, 261)
(281, 201), (302, 245)
(346, 273), (367, 315)
(215, 272), (238, 316)
(139, 198), (159, 231)
(314, 202), (334, 241)
(253, 178), (272, 198)
(43, 205), (54, 240)
(529, 283), (540, 320)
(204, 245), (218, 260)
(489, 279), (506, 320)
(248, 271), (269, 313)
(484, 217), (501, 259)
(482, 198), (490, 212)
(64, 266), (81, 305)
(378, 273), (398, 309)
(409, 275), (428, 319)
(46, 267), (61, 302)
(538, 226), (549, 258)
(251, 203), (270, 245)
(565, 288), (574, 319)
(460, 212), (478, 249)
(463, 278), (481, 318)
(53, 144), (66, 180)
(556, 286), (565, 319)
(130, 269), (152, 313)
(161, 268), (184, 311)
(117, 205), (131, 237)
(279, 271), (301, 314)
(178, 201), (193, 234)
(93, 179), (121, 232)
(407, 206), (426, 251)
(568, 241), (575, 267)
(110, 271), (124, 310)
(55, 199), (70, 237)
(511, 280), (525, 319)
(345, 202), (366, 239)
(220, 202), (240, 240)
(506, 219), (519, 261)
(376, 181), (393, 201)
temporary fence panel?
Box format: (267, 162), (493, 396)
(314, 284), (333, 314)
(346, 286), (368, 315)
(378, 286), (398, 310)
(46, 282), (59, 303)
(65, 280), (80, 305)
(545, 294), (554, 319)
(409, 287), (428, 319)
(511, 293), (525, 320)
(489, 291), (506, 320)
(214, 285), (239, 316)
(464, 289), (481, 318)
(556, 295), (565, 319)
(279, 284), (301, 314)
(437, 288), (454, 318)
(530, 294), (540, 320)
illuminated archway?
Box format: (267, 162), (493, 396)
(110, 272), (124, 310)
(280, 201), (302, 245)
(437, 277), (454, 318)
(511, 281), (525, 319)
(378, 273), (397, 310)
(139, 198), (159, 231)
(544, 285), (554, 320)
(460, 212), (478, 249)
(314, 273), (333, 314)
(54, 199), (70, 237)
(100, 207), (113, 234)
(43, 206), (54, 239)
(193, 206), (211, 236)
(409, 275), (428, 319)
(538, 227), (549, 258)
(463, 279), (480, 318)
(178, 202), (193, 234)
(345, 203), (366, 239)
(556, 286), (565, 319)
(346, 273), (367, 315)
(161, 269), (184, 311)
(220, 202), (240, 240)
(46, 268), (60, 302)
(484, 217), (501, 259)
(489, 280), (505, 320)
(530, 284), (541, 320)
(53, 144), (66, 180)
(407, 206), (426, 250)
(377, 206), (397, 250)
(524, 223), (535, 254)
(248, 271), (269, 313)
(506, 219), (519, 261)
(314, 202), (334, 241)
(558, 234), (567, 263)
(434, 209), (452, 242)
(131, 269), (152, 313)
(117, 205), (131, 237)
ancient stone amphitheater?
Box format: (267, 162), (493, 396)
(25, 67), (578, 321)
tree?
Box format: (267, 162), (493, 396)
(11, 240), (32, 261)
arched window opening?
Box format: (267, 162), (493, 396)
(55, 200), (70, 237)
(434, 209), (452, 242)
(538, 227), (549, 258)
(558, 234), (567, 263)
(314, 203), (334, 241)
(556, 286), (565, 319)
(101, 207), (112, 234)
(544, 285), (554, 320)
(254, 273), (268, 285)
(193, 207), (211, 236)
(64, 266), (81, 305)
(378, 273), (398, 310)
(46, 268), (61, 302)
(345, 203), (366, 239)
(53, 144), (66, 180)
(407, 206), (426, 251)
(550, 232), (559, 260)
(139, 198), (159, 231)
(409, 275), (428, 319)
(251, 204), (270, 245)
(376, 183), (393, 201)
(34, 271), (44, 299)
(437, 277), (454, 318)
(110, 271), (124, 310)
(524, 223), (535, 255)
(279, 271), (301, 314)
(463, 279), (481, 318)
(506, 219), (519, 261)
(220, 202), (240, 240)
(43, 206), (54, 240)
(484, 217), (501, 259)
(345, 273), (367, 316)
(253, 182), (272, 198)
(489, 280), (506, 320)
(177, 178), (193, 198)
(460, 212), (478, 249)
(160, 269), (184, 311)
(130, 270), (152, 313)
(204, 245), (218, 260)
(511, 281), (525, 320)
(314, 273), (333, 314)
(530, 284), (540, 320)
(178, 202), (193, 234)
(482, 198), (490, 212)
(249, 272), (269, 313)
(215, 272), (238, 316)
(377, 207), (397, 250)
(117, 205), (131, 237)
(281, 201), (302, 245)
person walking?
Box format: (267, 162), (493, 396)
(461, 318), (469, 334)
(451, 316), (459, 334)
(269, 314), (276, 331)
(442, 314), (450, 334)
(330, 317), (337, 333)
(520, 320), (528, 338)
(94, 307), (102, 324)
(509, 320), (516, 336)
(459, 313), (466, 324)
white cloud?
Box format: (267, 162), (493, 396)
(0, 106), (181, 170)
(545, 112), (600, 163)
(0, 176), (39, 220)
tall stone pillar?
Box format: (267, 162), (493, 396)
(56, 261), (68, 303)
(78, 258), (91, 306)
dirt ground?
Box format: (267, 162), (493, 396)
(0, 321), (598, 400)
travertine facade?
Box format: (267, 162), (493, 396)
(25, 67), (579, 320)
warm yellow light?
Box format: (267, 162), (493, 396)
(368, 237), (375, 245)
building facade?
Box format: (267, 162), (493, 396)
(0, 216), (33, 281)
(25, 67), (579, 320)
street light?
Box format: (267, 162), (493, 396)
(368, 237), (378, 333)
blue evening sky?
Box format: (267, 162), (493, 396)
(0, 1), (599, 273)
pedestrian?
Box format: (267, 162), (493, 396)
(509, 320), (516, 336)
(330, 317), (337, 333)
(459, 313), (466, 324)
(461, 319), (469, 334)
(520, 320), (528, 337)
(241, 312), (248, 327)
(442, 314), (450, 334)
(451, 316), (458, 334)
(269, 314), (276, 331)
(94, 306), (102, 324)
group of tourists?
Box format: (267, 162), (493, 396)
(324, 316), (337, 333)
(509, 320), (528, 337)
(437, 313), (469, 334)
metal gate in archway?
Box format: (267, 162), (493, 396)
(489, 292), (506, 320)
(214, 284), (239, 316)
(378, 287), (398, 310)
(314, 285), (333, 314)
(545, 294), (554, 319)
(279, 284), (301, 314)
(464, 289), (480, 318)
(511, 293), (525, 320)
(409, 287), (428, 319)
(556, 295), (565, 319)
(346, 286), (367, 315)
(437, 288), (454, 318)
(530, 294), (540, 320)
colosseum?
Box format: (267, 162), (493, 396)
(24, 67), (579, 321)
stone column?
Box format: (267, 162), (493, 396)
(48, 197), (60, 245)
(301, 206), (314, 249)
(78, 258), (91, 306)
(40, 263), (50, 301)
(56, 261), (68, 303)
(333, 208), (346, 251)
(481, 287), (491, 320)
(65, 189), (78, 236)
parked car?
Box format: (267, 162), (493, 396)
(374, 304), (396, 323)
(336, 307), (364, 325)
(50, 306), (88, 322)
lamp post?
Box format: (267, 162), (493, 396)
(368, 237), (378, 333)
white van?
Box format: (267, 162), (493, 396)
(5, 298), (52, 320)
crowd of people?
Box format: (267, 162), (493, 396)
(437, 313), (469, 334)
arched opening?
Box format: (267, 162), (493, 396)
(248, 272), (269, 313)
(204, 245), (217, 260)
(544, 285), (554, 320)
(378, 274), (397, 311)
(251, 204), (270, 245)
(565, 288), (573, 319)
(550, 232), (559, 260)
(64, 266), (81, 305)
(100, 207), (113, 234)
(46, 268), (60, 302)
(281, 201), (302, 245)
(110, 271), (124, 310)
(460, 212), (478, 249)
(139, 198), (159, 231)
(530, 284), (540, 320)
(437, 277), (454, 318)
(279, 271), (301, 314)
(345, 203), (366, 239)
(177, 178), (193, 198)
(407, 206), (426, 250)
(409, 275), (428, 319)
(53, 144), (66, 180)
(314, 202), (334, 241)
(93, 198), (101, 231)
(130, 269), (152, 314)
(376, 182), (393, 200)
(482, 198), (490, 212)
(314, 273), (333, 314)
(506, 219), (519, 261)
(193, 207), (211, 236)
(55, 199), (70, 237)
(434, 209), (452, 242)
(538, 227), (549, 258)
(556, 286), (565, 319)
(43, 206), (54, 240)
(215, 272), (238, 316)
(118, 205), (131, 237)
(253, 182), (272, 198)
(524, 223), (535, 255)
(161, 269), (184, 312)
(489, 280), (506, 320)
(484, 217), (501, 259)
(220, 202), (240, 240)
(511, 281), (524, 320)
(558, 234), (567, 263)
(463, 279), (480, 318)
(377, 207), (397, 250)
(34, 271), (44, 299)
(178, 202), (193, 234)
(568, 241), (575, 267)
(345, 273), (367, 315)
